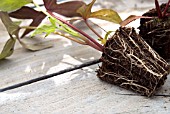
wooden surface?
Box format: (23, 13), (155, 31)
(1, 65), (170, 114)
(1, 0), (170, 114)
(0, 20), (102, 89)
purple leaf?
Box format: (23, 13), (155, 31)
(120, 15), (153, 26)
(43, 0), (56, 10)
(8, 0), (85, 37)
(9, 6), (46, 38)
(21, 14), (46, 38)
(43, 0), (85, 17)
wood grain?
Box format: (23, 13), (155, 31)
(0, 65), (170, 114)
(0, 20), (102, 89)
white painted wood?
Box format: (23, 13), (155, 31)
(1, 1), (170, 113)
(0, 19), (102, 89)
(0, 65), (170, 114)
(0, 0), (156, 89)
(0, 8), (148, 89)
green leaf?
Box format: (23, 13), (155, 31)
(0, 12), (20, 36)
(0, 0), (32, 12)
(90, 9), (122, 24)
(14, 21), (22, 26)
(104, 31), (113, 40)
(77, 0), (96, 19)
(32, 25), (56, 37)
(0, 38), (16, 59)
(19, 40), (53, 51)
(49, 17), (80, 37)
(98, 31), (113, 45)
(0, 12), (18, 59)
(77, 0), (122, 24)
(25, 43), (52, 51)
(49, 17), (57, 27)
(98, 38), (106, 45)
(31, 17), (57, 37)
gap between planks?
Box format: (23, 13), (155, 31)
(0, 59), (100, 92)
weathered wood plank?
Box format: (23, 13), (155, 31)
(0, 8), (147, 89)
(1, 1), (169, 113)
(0, 64), (170, 114)
(0, 19), (103, 89)
(0, 0), (155, 90)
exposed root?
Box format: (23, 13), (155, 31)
(97, 27), (170, 97)
(139, 3), (170, 61)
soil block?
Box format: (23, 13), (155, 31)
(139, 4), (170, 61)
(97, 27), (170, 97)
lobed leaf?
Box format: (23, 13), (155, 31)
(98, 38), (106, 45)
(14, 21), (22, 26)
(120, 15), (152, 26)
(19, 40), (53, 51)
(0, 0), (32, 12)
(9, 6), (46, 37)
(9, 0), (85, 37)
(0, 38), (16, 59)
(77, 0), (122, 24)
(98, 31), (113, 45)
(0, 12), (18, 59)
(32, 17), (57, 37)
(77, 0), (96, 19)
(49, 17), (57, 27)
(0, 12), (20, 36)
(32, 25), (56, 37)
(90, 9), (122, 24)
(104, 31), (113, 41)
(43, 0), (85, 17)
(43, 0), (56, 9)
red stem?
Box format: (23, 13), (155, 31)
(155, 0), (163, 18)
(86, 40), (103, 51)
(165, 12), (170, 16)
(48, 11), (103, 52)
(84, 19), (103, 40)
(162, 0), (170, 17)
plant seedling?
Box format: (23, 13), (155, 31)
(0, 0), (170, 97)
(139, 0), (170, 61)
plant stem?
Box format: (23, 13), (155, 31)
(162, 0), (170, 17)
(20, 26), (37, 30)
(47, 11), (103, 52)
(90, 21), (109, 35)
(54, 31), (87, 45)
(33, 0), (103, 52)
(155, 0), (162, 18)
(84, 19), (103, 40)
(85, 39), (103, 51)
(165, 12), (170, 16)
